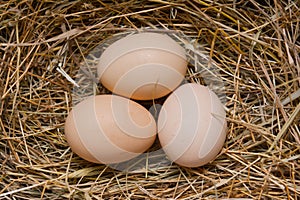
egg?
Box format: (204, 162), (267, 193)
(64, 95), (157, 164)
(157, 83), (227, 167)
(97, 32), (187, 100)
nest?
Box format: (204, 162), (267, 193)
(0, 0), (299, 199)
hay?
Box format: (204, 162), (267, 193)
(0, 0), (299, 199)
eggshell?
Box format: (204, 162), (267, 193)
(97, 32), (187, 100)
(157, 83), (227, 167)
(64, 95), (157, 164)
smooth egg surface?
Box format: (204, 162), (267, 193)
(64, 95), (157, 164)
(158, 83), (227, 167)
(97, 32), (187, 100)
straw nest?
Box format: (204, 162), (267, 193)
(0, 0), (299, 199)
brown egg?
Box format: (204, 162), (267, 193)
(158, 83), (227, 167)
(65, 95), (157, 164)
(97, 32), (187, 100)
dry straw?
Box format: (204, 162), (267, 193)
(0, 0), (299, 199)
